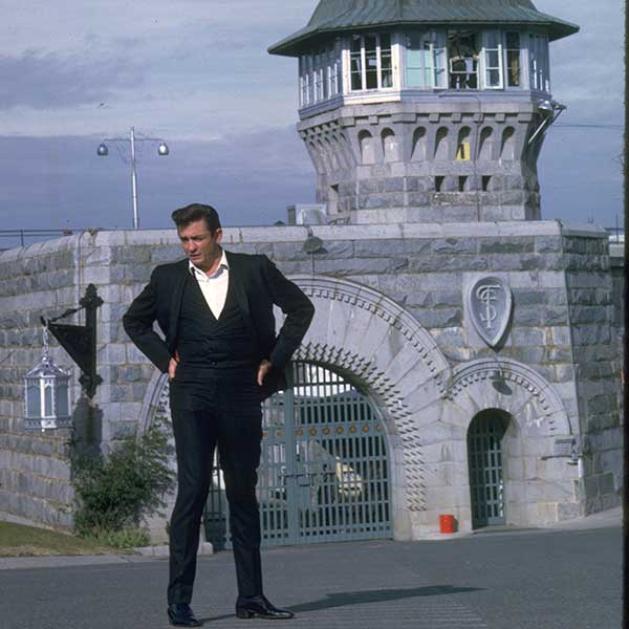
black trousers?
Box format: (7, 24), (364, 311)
(167, 366), (263, 605)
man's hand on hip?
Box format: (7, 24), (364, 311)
(257, 359), (272, 386)
(168, 352), (180, 381)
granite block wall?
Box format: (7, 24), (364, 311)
(0, 220), (623, 532)
(0, 236), (80, 528)
(563, 235), (624, 514)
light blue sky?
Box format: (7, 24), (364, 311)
(0, 0), (623, 237)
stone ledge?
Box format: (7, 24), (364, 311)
(0, 222), (613, 259)
(560, 224), (608, 239)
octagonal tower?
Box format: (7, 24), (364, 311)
(269, 0), (578, 223)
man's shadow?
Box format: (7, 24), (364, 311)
(200, 585), (484, 624)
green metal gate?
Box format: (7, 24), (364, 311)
(204, 362), (392, 548)
(467, 410), (509, 528)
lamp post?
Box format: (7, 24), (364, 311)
(97, 127), (169, 230)
(527, 99), (566, 146)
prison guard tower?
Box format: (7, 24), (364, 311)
(269, 0), (578, 224)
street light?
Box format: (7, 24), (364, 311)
(527, 99), (566, 146)
(97, 127), (170, 230)
(24, 324), (71, 432)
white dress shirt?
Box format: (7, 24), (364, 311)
(189, 250), (229, 319)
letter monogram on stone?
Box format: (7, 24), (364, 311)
(466, 276), (513, 348)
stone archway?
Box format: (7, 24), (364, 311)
(467, 408), (511, 528)
(141, 275), (451, 541)
(285, 275), (451, 538)
(445, 357), (573, 437)
(441, 358), (579, 528)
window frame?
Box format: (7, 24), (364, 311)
(299, 43), (343, 108)
(447, 29), (480, 90)
(404, 30), (447, 89)
(528, 32), (550, 93)
(402, 28), (532, 92)
(481, 30), (504, 90)
(504, 31), (522, 88)
(348, 32), (396, 92)
(327, 44), (341, 98)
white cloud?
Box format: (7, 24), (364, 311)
(0, 0), (623, 229)
(0, 0), (312, 138)
(0, 49), (143, 110)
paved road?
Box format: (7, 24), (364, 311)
(0, 521), (622, 629)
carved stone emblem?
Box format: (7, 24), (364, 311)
(466, 276), (513, 348)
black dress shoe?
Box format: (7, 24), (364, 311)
(236, 595), (294, 620)
(167, 603), (201, 627)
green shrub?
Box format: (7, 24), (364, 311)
(72, 422), (175, 541)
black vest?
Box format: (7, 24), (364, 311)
(176, 272), (257, 367)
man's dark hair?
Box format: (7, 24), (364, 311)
(171, 203), (221, 233)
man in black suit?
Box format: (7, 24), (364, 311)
(123, 203), (314, 626)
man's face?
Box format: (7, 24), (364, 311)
(177, 219), (223, 272)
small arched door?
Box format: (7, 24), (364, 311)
(467, 409), (510, 528)
(205, 361), (392, 548)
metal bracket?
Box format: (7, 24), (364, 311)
(41, 284), (103, 398)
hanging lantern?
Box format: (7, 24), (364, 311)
(24, 326), (71, 432)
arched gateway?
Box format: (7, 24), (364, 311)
(206, 361), (392, 548)
(140, 275), (451, 544)
(467, 409), (511, 528)
(140, 276), (575, 541)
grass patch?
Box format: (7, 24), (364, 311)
(80, 527), (151, 550)
(0, 521), (115, 557)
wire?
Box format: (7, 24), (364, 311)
(555, 123), (624, 130)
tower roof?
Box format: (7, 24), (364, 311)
(268, 0), (579, 56)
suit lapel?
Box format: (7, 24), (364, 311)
(226, 251), (258, 344)
(167, 259), (190, 351)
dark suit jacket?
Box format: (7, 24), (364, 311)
(123, 251), (314, 398)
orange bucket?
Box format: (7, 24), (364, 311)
(439, 514), (457, 534)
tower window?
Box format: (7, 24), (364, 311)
(506, 32), (521, 87)
(350, 33), (394, 92)
(435, 176), (445, 192)
(458, 176), (468, 192)
(299, 43), (341, 108)
(313, 52), (325, 101)
(405, 31), (447, 89)
(448, 30), (479, 89)
(365, 35), (378, 89)
(380, 34), (393, 87)
(529, 33), (550, 92)
(482, 31), (503, 89)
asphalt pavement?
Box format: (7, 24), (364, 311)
(0, 508), (622, 629)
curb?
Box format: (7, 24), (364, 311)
(134, 541), (214, 558)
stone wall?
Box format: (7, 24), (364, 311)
(0, 220), (622, 533)
(562, 230), (623, 514)
(609, 243), (624, 432)
(299, 98), (543, 223)
(0, 237), (80, 528)
(609, 243), (624, 346)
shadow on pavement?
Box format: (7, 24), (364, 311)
(198, 585), (484, 623)
(288, 584), (484, 612)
